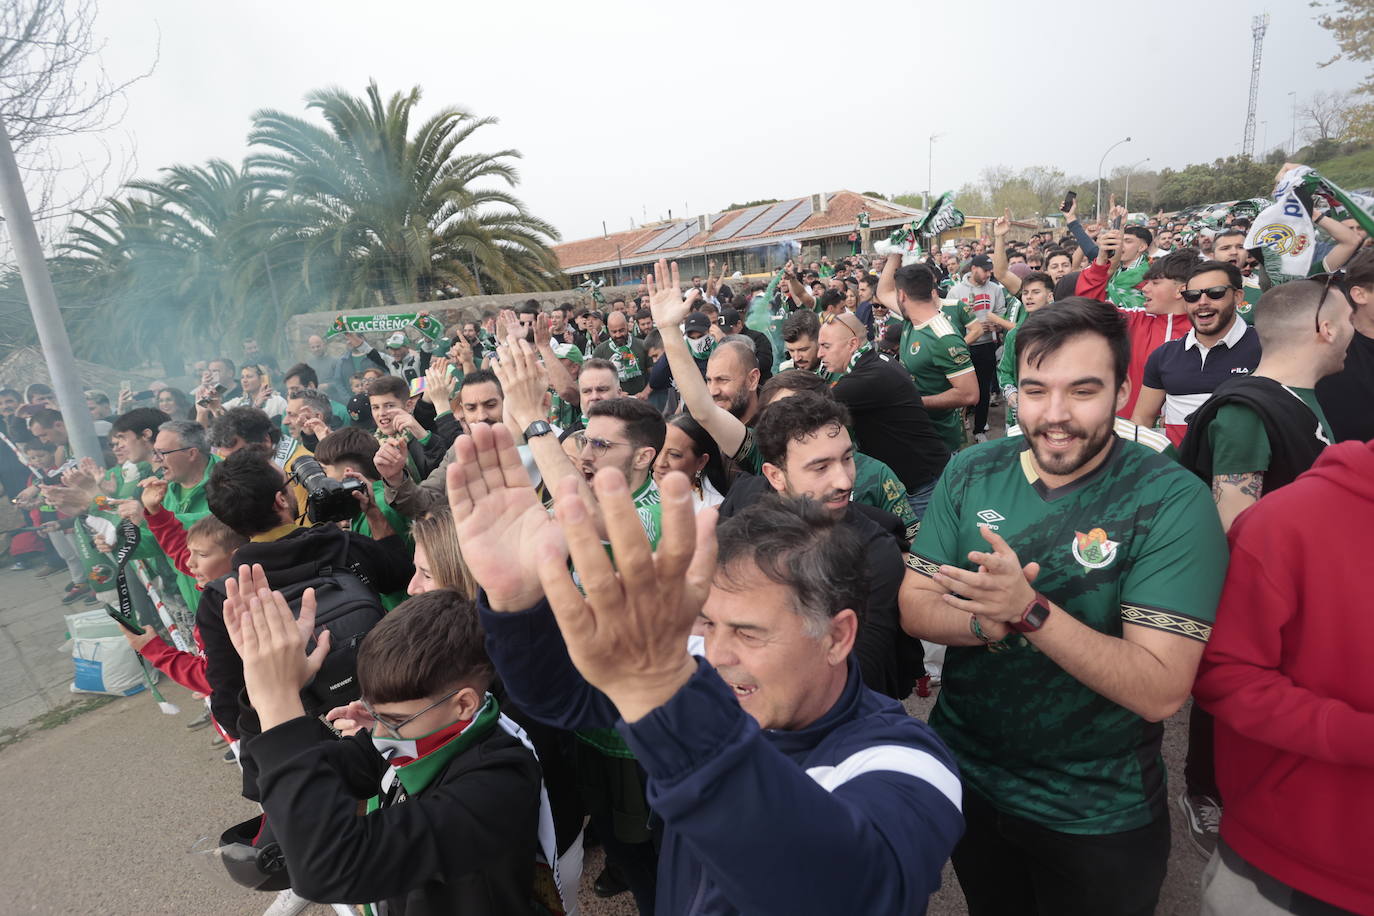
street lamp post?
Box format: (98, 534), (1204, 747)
(926, 133), (942, 211)
(1289, 91), (1297, 154)
(1097, 136), (1131, 220)
(1123, 157), (1150, 211)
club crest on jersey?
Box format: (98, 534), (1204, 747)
(1071, 528), (1119, 570)
(908, 339), (921, 356)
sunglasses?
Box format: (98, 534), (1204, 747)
(573, 433), (633, 456)
(1311, 271), (1349, 333)
(1180, 285), (1238, 304)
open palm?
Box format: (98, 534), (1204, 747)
(447, 422), (560, 611)
(646, 259), (691, 328)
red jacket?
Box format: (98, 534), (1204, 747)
(1076, 261), (1190, 419)
(139, 506), (210, 694)
(1193, 440), (1374, 915)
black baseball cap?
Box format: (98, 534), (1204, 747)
(718, 307), (741, 328)
(683, 312), (712, 335)
(969, 254), (994, 269)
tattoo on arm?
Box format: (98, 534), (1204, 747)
(1212, 472), (1263, 504)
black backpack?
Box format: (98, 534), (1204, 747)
(207, 531), (385, 715)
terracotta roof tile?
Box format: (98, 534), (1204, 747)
(554, 191), (924, 271)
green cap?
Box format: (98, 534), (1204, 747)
(553, 342), (584, 364)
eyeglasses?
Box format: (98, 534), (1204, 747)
(361, 687), (463, 739)
(153, 446), (193, 460)
(1180, 285), (1238, 304)
(573, 433), (632, 455)
(1311, 271), (1349, 333)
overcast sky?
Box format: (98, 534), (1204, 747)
(52, 0), (1369, 243)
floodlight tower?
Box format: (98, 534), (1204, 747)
(1243, 13), (1270, 158)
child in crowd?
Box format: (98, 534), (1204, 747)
(227, 584), (559, 915)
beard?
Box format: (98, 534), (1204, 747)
(721, 387), (751, 419)
(1023, 414), (1114, 479)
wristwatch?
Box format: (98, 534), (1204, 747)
(1009, 593), (1052, 633)
(523, 420), (554, 440)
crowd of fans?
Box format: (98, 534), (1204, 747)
(2, 170), (1371, 916)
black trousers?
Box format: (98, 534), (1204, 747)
(970, 342), (998, 433)
(952, 788), (1170, 916)
(1185, 703), (1221, 800)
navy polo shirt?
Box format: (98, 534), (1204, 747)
(1142, 318), (1261, 446)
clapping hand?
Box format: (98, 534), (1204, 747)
(932, 526), (1041, 627)
(223, 563), (331, 729)
(993, 208), (1012, 238)
(536, 469), (714, 723)
(446, 423), (561, 613)
(490, 338), (550, 431)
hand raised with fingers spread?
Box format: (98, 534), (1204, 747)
(536, 469), (716, 723)
(446, 422), (560, 612)
(646, 259), (691, 329)
(491, 338), (549, 430)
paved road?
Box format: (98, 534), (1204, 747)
(0, 563), (1207, 915)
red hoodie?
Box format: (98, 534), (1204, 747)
(137, 506), (211, 694)
(1076, 259), (1189, 418)
(1193, 439), (1374, 915)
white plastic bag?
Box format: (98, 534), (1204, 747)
(71, 634), (149, 696)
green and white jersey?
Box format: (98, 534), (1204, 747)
(908, 436), (1226, 835)
(631, 477), (662, 549)
(853, 453), (918, 543)
(898, 311), (974, 453)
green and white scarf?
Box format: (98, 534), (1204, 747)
(610, 344), (644, 381)
(1107, 255), (1149, 309)
(328, 311), (443, 341)
(844, 341), (872, 376)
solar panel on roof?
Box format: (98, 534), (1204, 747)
(708, 205), (769, 241)
(769, 199), (814, 234)
(654, 221), (699, 251)
(632, 224), (683, 254)
(735, 199), (802, 238)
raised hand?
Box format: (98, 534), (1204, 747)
(138, 477), (169, 513)
(490, 338), (550, 430)
(646, 258), (691, 328)
(446, 422), (560, 613)
(112, 497), (144, 526)
(537, 469), (715, 723)
(422, 358), (453, 407)
(224, 563), (331, 728)
(373, 439), (408, 486)
(994, 207), (1012, 238)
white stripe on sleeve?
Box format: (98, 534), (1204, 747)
(806, 745), (962, 810)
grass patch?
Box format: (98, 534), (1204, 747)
(0, 695), (117, 752)
(1310, 148), (1374, 189)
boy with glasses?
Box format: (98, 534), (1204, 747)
(225, 582), (554, 915)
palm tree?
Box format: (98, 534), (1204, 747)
(246, 81), (563, 309)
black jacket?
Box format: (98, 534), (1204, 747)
(404, 411), (461, 482)
(197, 525), (414, 743)
(830, 349), (950, 492)
(251, 715), (543, 916)
(718, 476), (910, 698)
(1179, 375), (1329, 495)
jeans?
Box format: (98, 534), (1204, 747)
(952, 787), (1170, 916)
(906, 480), (936, 521)
(970, 342), (998, 434)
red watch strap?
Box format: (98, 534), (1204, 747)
(1011, 592), (1051, 633)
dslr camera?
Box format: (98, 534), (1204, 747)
(291, 455), (367, 524)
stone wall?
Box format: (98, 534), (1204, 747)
(281, 285), (647, 361)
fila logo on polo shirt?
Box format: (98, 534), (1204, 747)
(1230, 367), (1251, 374)
(976, 509), (1004, 530)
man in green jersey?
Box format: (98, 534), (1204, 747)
(155, 419), (219, 611)
(876, 255), (978, 453)
(997, 270), (1056, 427)
(901, 298), (1229, 916)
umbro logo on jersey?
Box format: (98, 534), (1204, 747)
(976, 509), (1004, 530)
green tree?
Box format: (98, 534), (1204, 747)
(1313, 0), (1374, 142)
(246, 82), (564, 311)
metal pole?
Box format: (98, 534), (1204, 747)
(1096, 136), (1131, 220)
(1289, 91), (1297, 154)
(0, 118), (104, 465)
(926, 134), (942, 211)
